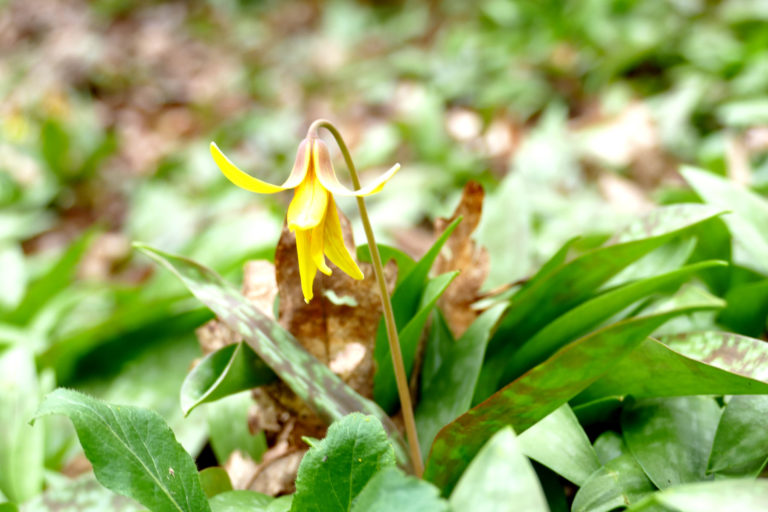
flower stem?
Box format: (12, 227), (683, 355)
(309, 119), (424, 477)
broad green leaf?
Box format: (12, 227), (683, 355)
(450, 427), (549, 512)
(575, 333), (768, 404)
(266, 495), (293, 512)
(493, 204), (723, 346)
(622, 396), (721, 490)
(718, 279), (768, 337)
(32, 388), (210, 512)
(0, 347), (44, 503)
(350, 467), (448, 512)
(681, 166), (768, 275)
(357, 244), (416, 286)
(207, 391), (267, 464)
(6, 229), (95, 325)
(209, 490), (272, 512)
(20, 474), (143, 512)
(0, 504), (16, 512)
(198, 467), (233, 499)
(502, 260), (725, 383)
(372, 219), (460, 411)
(628, 479), (768, 512)
(180, 342), (276, 416)
(416, 304), (506, 455)
(593, 431), (627, 465)
(424, 292), (721, 494)
(136, 244), (409, 468)
(374, 272), (457, 413)
(572, 453), (656, 512)
(479, 205), (723, 401)
(707, 395), (768, 477)
(385, 217), (459, 329)
(291, 414), (396, 512)
(518, 404), (600, 486)
(419, 310), (454, 391)
(0, 244), (25, 310)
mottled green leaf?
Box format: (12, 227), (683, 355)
(495, 204), (723, 346)
(374, 271), (457, 413)
(575, 332), (768, 404)
(136, 244), (409, 468)
(350, 467), (448, 512)
(291, 414), (396, 512)
(628, 480), (768, 512)
(198, 467), (233, 499)
(450, 427), (549, 512)
(707, 395), (768, 477)
(20, 474), (143, 512)
(415, 304), (506, 455)
(424, 292), (721, 494)
(180, 342), (276, 416)
(209, 490), (272, 512)
(622, 397), (721, 490)
(503, 260), (725, 383)
(479, 205), (724, 400)
(572, 452), (656, 512)
(32, 389), (210, 512)
(681, 166), (768, 275)
(0, 347), (44, 503)
(518, 404), (600, 486)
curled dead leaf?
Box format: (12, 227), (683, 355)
(434, 181), (490, 337)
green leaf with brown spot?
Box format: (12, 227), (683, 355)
(135, 244), (409, 468)
(423, 291), (722, 494)
(575, 332), (768, 404)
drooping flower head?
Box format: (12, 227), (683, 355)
(210, 136), (399, 303)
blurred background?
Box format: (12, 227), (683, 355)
(2, 0), (768, 488)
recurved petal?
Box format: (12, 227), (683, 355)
(323, 197), (364, 280)
(210, 140), (309, 194)
(312, 138), (400, 197)
(295, 228), (317, 303)
(287, 170), (329, 230)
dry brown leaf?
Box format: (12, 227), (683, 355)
(275, 210), (396, 398)
(434, 181), (490, 337)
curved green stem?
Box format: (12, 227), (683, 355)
(308, 119), (424, 476)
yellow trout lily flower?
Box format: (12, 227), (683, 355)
(210, 137), (400, 303)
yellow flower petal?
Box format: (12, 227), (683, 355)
(287, 169), (328, 230)
(312, 138), (400, 197)
(210, 140), (308, 194)
(323, 197), (364, 280)
(295, 229), (317, 303)
(310, 218), (332, 276)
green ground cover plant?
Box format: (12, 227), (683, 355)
(3, 1), (768, 511)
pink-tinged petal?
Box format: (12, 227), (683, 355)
(295, 229), (317, 303)
(210, 140), (309, 194)
(323, 197), (364, 280)
(287, 170), (329, 230)
(312, 138), (400, 197)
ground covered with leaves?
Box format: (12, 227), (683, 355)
(3, 1), (768, 511)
